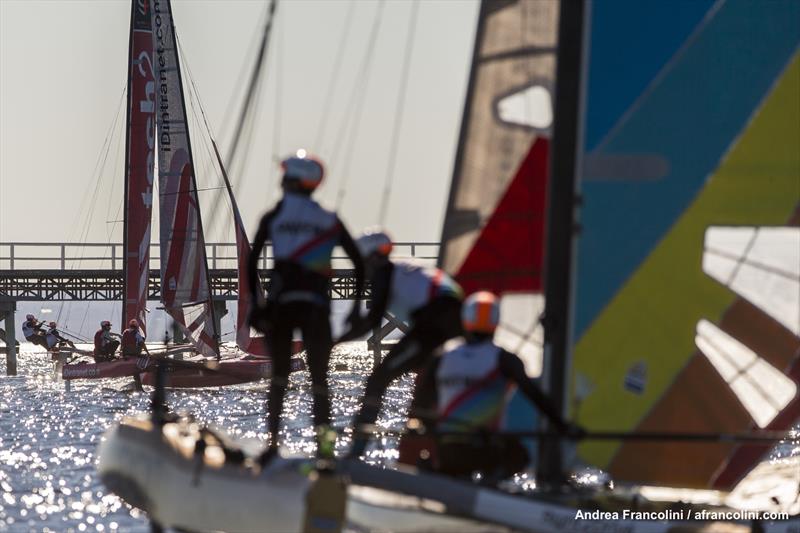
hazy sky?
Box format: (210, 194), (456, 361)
(0, 0), (479, 245)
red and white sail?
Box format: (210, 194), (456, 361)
(122, 0), (156, 333)
(438, 0), (559, 375)
(152, 0), (218, 357)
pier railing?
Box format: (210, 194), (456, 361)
(0, 242), (440, 271)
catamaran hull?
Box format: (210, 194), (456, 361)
(97, 418), (311, 532)
(62, 357), (153, 380)
(138, 356), (306, 388)
(97, 417), (753, 533)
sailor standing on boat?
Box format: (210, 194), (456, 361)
(93, 320), (121, 362)
(339, 229), (464, 459)
(415, 291), (581, 482)
(247, 149), (365, 464)
(22, 314), (49, 350)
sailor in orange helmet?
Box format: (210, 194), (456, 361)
(413, 291), (583, 483)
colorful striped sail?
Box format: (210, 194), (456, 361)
(571, 0), (800, 490)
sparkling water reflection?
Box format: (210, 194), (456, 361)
(1, 343), (411, 532)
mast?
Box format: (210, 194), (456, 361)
(121, 0), (133, 329)
(538, 0), (590, 485)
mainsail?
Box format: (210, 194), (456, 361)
(438, 0), (558, 376)
(571, 0), (800, 489)
(152, 0), (218, 357)
(122, 0), (155, 333)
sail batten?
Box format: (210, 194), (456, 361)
(152, 0), (218, 357)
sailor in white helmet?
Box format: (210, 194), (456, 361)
(414, 291), (583, 482)
(247, 149), (365, 464)
(21, 314), (49, 350)
(339, 229), (464, 459)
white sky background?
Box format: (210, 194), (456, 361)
(0, 0), (479, 245)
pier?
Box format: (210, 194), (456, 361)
(0, 241), (439, 374)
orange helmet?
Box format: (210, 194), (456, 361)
(462, 291), (500, 334)
(128, 319), (139, 328)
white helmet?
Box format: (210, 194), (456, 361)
(281, 149), (324, 191)
(356, 228), (393, 258)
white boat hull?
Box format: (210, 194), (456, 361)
(97, 416), (757, 533)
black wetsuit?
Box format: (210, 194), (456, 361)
(339, 260), (463, 457)
(247, 192), (364, 455)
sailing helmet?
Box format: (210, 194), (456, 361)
(101, 320), (111, 328)
(355, 228), (393, 258)
(281, 149), (324, 191)
(462, 291), (500, 334)
(48, 321), (57, 328)
(26, 314), (35, 321)
(128, 319), (139, 329)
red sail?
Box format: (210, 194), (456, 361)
(122, 0), (155, 333)
(438, 0), (558, 375)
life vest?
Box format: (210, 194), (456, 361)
(46, 329), (60, 349)
(436, 340), (513, 432)
(388, 261), (462, 322)
(269, 193), (340, 276)
(22, 320), (39, 338)
(121, 328), (142, 355)
(94, 330), (103, 351)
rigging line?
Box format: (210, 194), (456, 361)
(333, 0), (386, 209)
(313, 0), (357, 149)
(215, 0), (276, 232)
(227, 0), (277, 174)
(378, 0), (420, 225)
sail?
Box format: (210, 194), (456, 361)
(122, 0), (155, 333)
(152, 0), (218, 357)
(438, 0), (558, 376)
(209, 139), (267, 356)
(570, 0), (800, 489)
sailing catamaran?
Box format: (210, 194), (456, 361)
(96, 0), (799, 531)
(59, 0), (303, 388)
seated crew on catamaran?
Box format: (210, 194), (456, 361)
(247, 149), (365, 464)
(93, 320), (121, 362)
(45, 321), (75, 350)
(22, 314), (49, 350)
(338, 229), (464, 459)
(121, 319), (150, 357)
(415, 291), (582, 481)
